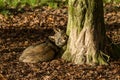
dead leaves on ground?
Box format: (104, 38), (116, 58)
(0, 4), (120, 80)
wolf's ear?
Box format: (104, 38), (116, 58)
(48, 36), (55, 42)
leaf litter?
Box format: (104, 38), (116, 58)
(0, 4), (120, 80)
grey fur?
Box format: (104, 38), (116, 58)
(19, 28), (68, 63)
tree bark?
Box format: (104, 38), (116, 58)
(62, 0), (109, 65)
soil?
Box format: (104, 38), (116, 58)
(0, 3), (120, 80)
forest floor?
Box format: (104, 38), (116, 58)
(0, 3), (120, 80)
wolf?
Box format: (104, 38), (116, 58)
(19, 28), (68, 63)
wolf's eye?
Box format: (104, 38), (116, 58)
(64, 36), (67, 40)
(64, 37), (66, 40)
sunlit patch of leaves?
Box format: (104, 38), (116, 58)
(0, 0), (68, 15)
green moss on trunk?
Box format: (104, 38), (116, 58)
(62, 0), (109, 65)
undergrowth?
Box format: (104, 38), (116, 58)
(0, 0), (119, 15)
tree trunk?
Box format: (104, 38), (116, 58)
(62, 0), (109, 65)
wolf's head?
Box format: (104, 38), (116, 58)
(49, 28), (68, 47)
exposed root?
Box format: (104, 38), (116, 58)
(62, 27), (109, 65)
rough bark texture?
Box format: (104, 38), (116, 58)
(62, 0), (109, 65)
